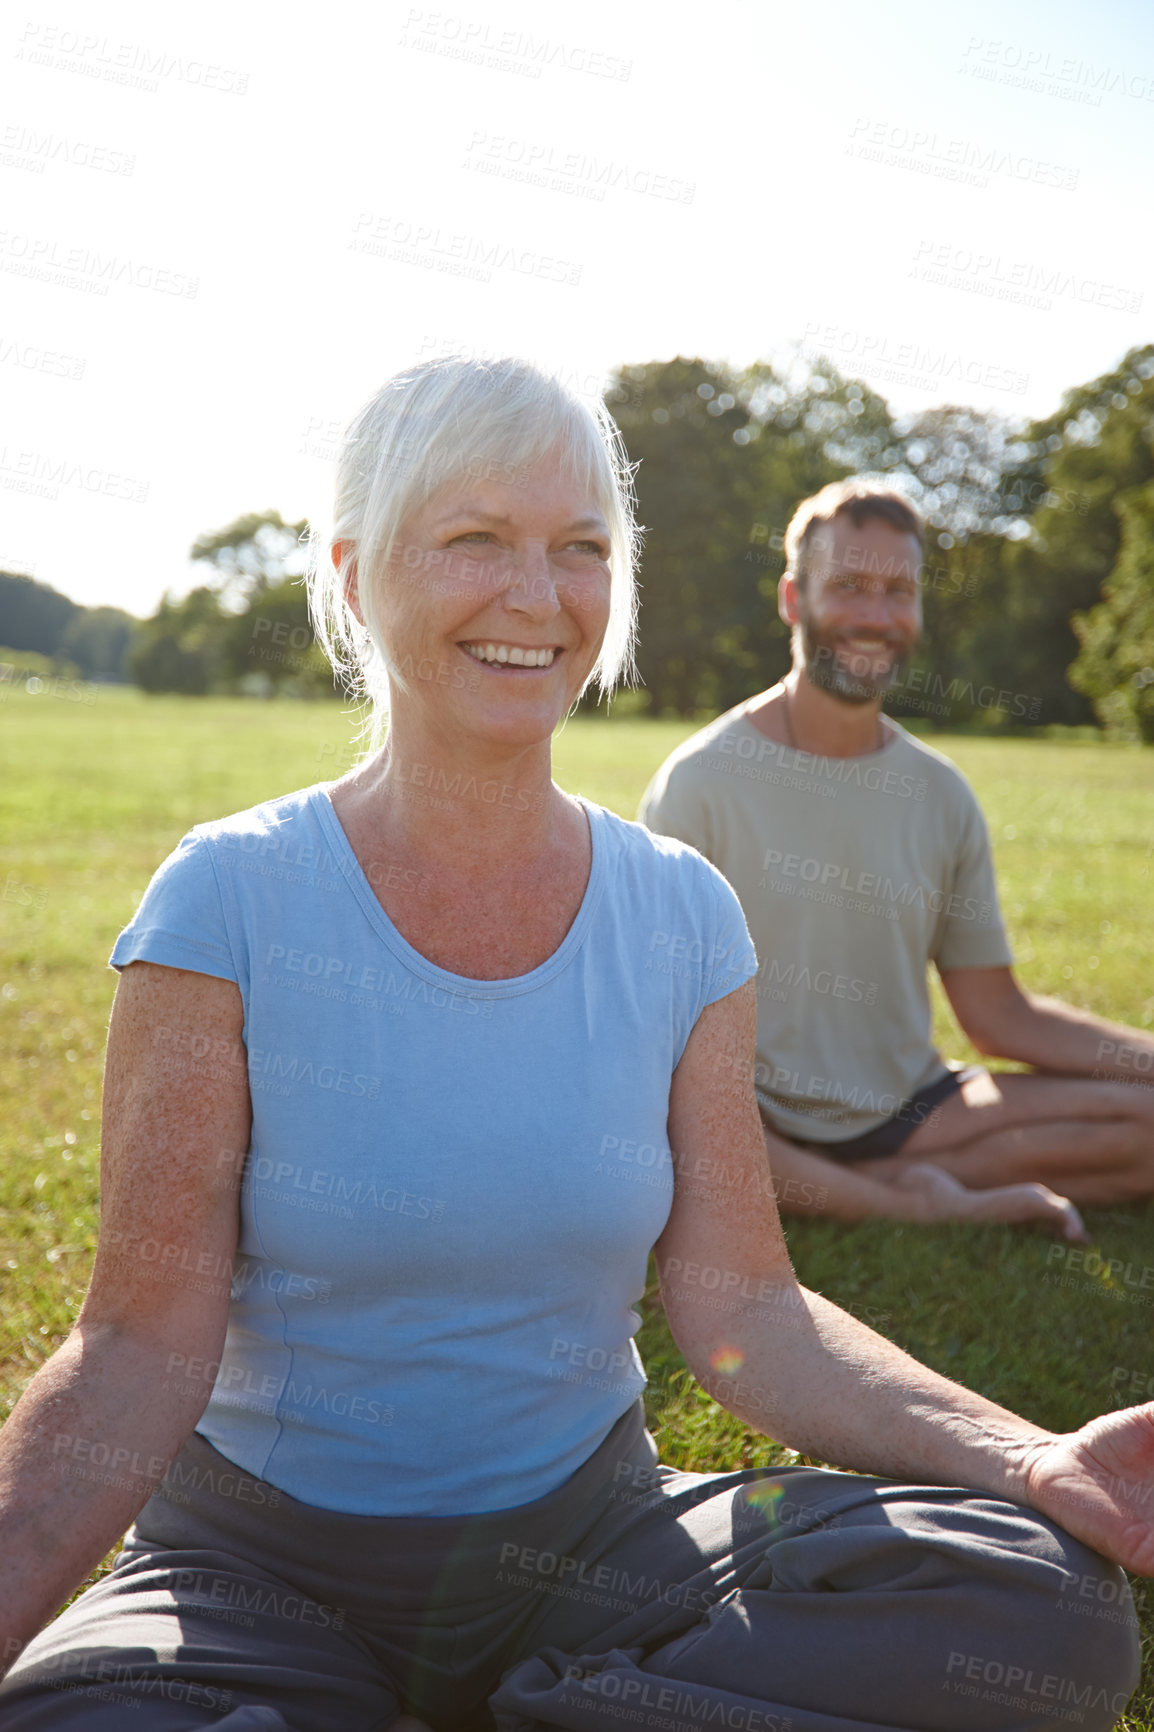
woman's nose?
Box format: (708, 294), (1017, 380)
(503, 548), (558, 614)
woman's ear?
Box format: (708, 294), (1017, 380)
(332, 541), (365, 627)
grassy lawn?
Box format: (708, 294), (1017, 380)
(1, 685), (1152, 1724)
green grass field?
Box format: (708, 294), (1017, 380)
(2, 685), (1152, 1724)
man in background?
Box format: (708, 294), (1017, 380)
(640, 479), (1154, 1232)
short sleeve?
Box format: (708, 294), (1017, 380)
(931, 795), (1014, 971)
(694, 858), (759, 1017)
(109, 832), (238, 983)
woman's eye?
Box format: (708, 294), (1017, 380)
(567, 540), (608, 556)
(450, 532), (493, 545)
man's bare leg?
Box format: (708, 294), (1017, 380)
(856, 1071), (1154, 1205)
(759, 1122), (1086, 1235)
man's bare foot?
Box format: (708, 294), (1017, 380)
(894, 1163), (1088, 1240)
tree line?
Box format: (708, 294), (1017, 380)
(3, 342), (1152, 736)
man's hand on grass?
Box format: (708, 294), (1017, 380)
(893, 1162), (1088, 1241)
(1022, 1403), (1154, 1576)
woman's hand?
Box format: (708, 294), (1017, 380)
(893, 1162), (1088, 1241)
(1022, 1404), (1154, 1576)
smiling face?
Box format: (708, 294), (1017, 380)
(372, 453), (613, 748)
(784, 513), (923, 704)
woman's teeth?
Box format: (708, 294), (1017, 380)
(462, 643), (557, 667)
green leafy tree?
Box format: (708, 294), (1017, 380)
(605, 358), (769, 715)
(0, 572), (79, 654)
(190, 510), (310, 612)
(605, 355), (898, 715)
(59, 606), (138, 681)
(999, 346), (1154, 725)
(129, 587), (228, 695)
(221, 579), (336, 695)
(128, 511), (327, 696)
(1070, 481), (1154, 740)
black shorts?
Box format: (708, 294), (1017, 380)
(780, 1064), (987, 1165)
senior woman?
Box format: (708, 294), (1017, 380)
(0, 359), (1147, 1732)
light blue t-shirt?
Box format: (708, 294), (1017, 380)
(110, 785), (758, 1515)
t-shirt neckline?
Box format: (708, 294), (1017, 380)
(310, 785), (607, 998)
(734, 700), (909, 763)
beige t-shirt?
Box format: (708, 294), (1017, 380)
(638, 702), (1013, 1142)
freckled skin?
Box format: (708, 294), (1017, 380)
(0, 962), (249, 1664)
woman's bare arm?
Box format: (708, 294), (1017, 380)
(657, 982), (1154, 1575)
(0, 962), (250, 1670)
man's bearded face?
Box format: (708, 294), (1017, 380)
(794, 518), (923, 705)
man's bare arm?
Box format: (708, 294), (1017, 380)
(941, 964), (1154, 1080)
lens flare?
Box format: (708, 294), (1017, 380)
(709, 1345), (745, 1376)
(745, 1479), (786, 1523)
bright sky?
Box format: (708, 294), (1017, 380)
(1, 0), (1150, 616)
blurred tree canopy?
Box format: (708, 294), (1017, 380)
(128, 512), (337, 697)
(0, 571), (137, 680)
(605, 343), (1154, 730)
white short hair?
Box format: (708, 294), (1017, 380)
(308, 356), (640, 750)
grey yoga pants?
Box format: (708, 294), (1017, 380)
(0, 1403), (1140, 1732)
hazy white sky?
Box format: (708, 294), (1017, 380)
(1, 0), (1150, 616)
